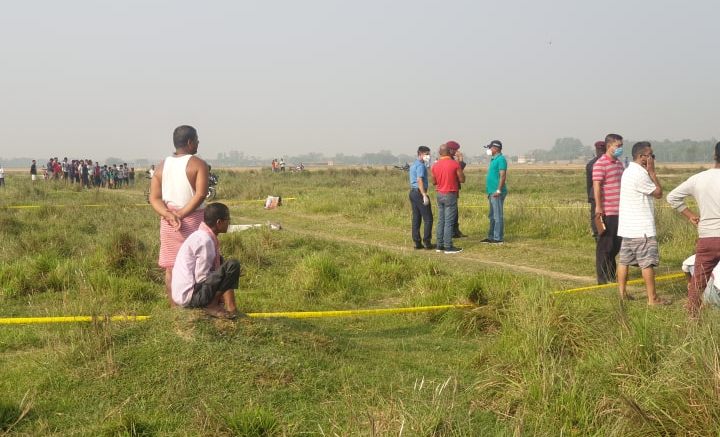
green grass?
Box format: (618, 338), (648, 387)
(0, 165), (715, 435)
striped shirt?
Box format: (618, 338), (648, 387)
(592, 154), (624, 216)
(618, 162), (658, 238)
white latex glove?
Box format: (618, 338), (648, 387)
(422, 194), (430, 205)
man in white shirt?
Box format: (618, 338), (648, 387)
(667, 142), (720, 317)
(172, 203), (241, 319)
(0, 164), (5, 187)
(617, 142), (670, 305)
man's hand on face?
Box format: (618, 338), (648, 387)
(455, 151), (464, 161)
(646, 155), (655, 173)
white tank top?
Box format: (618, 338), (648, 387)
(161, 155), (201, 209)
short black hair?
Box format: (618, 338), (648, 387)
(605, 133), (623, 145)
(173, 125), (198, 149)
(204, 203), (230, 226)
(417, 146), (430, 154)
(632, 141), (651, 159)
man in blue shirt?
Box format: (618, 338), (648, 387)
(482, 140), (508, 244)
(409, 146), (434, 249)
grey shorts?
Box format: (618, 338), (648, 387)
(619, 236), (659, 269)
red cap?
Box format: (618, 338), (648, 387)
(446, 141), (460, 150)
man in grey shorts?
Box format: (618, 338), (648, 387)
(617, 141), (671, 305)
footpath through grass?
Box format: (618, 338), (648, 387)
(0, 165), (718, 435)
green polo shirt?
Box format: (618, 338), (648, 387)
(486, 153), (508, 194)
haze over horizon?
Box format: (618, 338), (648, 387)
(2, 0), (719, 161)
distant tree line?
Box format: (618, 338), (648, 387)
(527, 138), (718, 163)
(3, 138), (716, 169)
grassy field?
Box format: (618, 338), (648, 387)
(0, 164), (718, 436)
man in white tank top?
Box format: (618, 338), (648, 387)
(149, 125), (210, 306)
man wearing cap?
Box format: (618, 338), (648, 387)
(446, 141), (467, 238)
(482, 140), (508, 244)
(586, 141), (607, 240)
(408, 146), (434, 249)
(431, 143), (465, 254)
(592, 133), (625, 284)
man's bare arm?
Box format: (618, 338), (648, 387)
(149, 162), (181, 230)
(176, 157), (209, 219)
(593, 180), (603, 215)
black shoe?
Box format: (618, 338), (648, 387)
(414, 243), (424, 250)
(444, 247), (463, 254)
(480, 238), (493, 243)
(488, 240), (504, 245)
(424, 243), (435, 250)
(454, 231), (467, 238)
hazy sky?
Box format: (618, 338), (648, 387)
(2, 0), (719, 160)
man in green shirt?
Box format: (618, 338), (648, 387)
(482, 140), (508, 244)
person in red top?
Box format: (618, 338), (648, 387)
(592, 133), (625, 284)
(431, 142), (466, 254)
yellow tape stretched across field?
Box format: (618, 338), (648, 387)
(0, 315), (151, 325)
(2, 198), (297, 209)
(551, 272), (686, 295)
(0, 273), (688, 325)
(0, 304), (473, 325)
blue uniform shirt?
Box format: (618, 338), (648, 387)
(409, 159), (428, 190)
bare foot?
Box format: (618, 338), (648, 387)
(648, 297), (672, 306)
(620, 293), (636, 301)
(204, 306), (230, 319)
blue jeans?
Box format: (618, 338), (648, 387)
(487, 193), (506, 241)
(436, 192), (458, 249)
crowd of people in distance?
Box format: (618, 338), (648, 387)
(271, 158), (304, 172)
(29, 157), (136, 189)
(271, 158), (285, 172)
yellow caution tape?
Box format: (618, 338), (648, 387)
(3, 198), (297, 209)
(551, 272), (686, 295)
(0, 304), (471, 325)
(0, 315), (151, 325)
(0, 272), (689, 325)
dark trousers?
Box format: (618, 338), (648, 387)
(188, 259), (241, 308)
(595, 215), (621, 284)
(589, 200), (598, 240)
(409, 189), (433, 245)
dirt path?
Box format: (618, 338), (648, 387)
(235, 214), (595, 283)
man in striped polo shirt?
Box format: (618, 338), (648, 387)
(617, 142), (670, 304)
(592, 133), (625, 284)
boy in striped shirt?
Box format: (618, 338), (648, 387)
(592, 133), (625, 284)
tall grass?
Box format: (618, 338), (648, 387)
(0, 165), (714, 434)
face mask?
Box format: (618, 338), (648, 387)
(422, 154), (430, 166)
(486, 149), (493, 156)
(612, 147), (624, 158)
